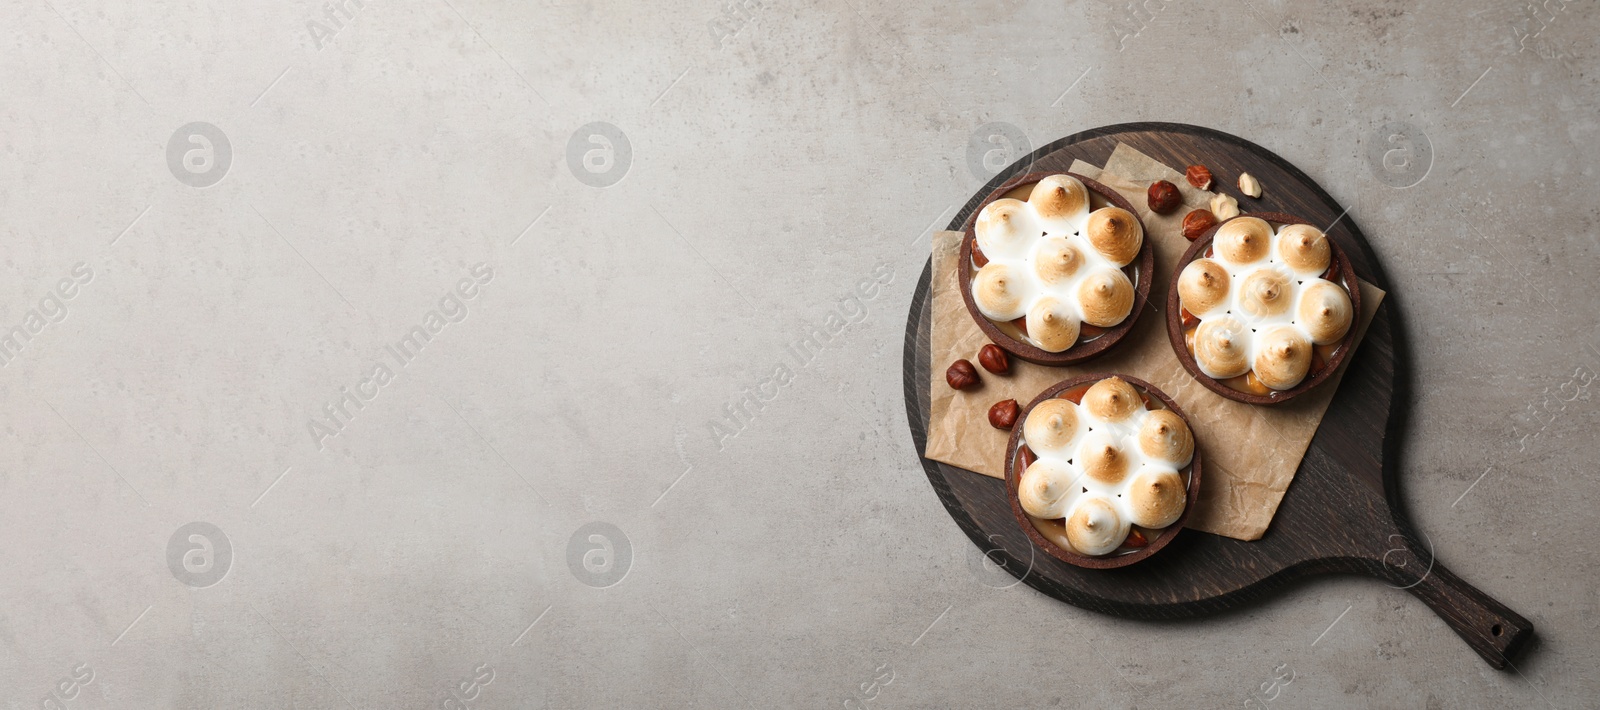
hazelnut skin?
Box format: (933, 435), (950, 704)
(988, 399), (1020, 429)
(1182, 209), (1218, 241)
(946, 359), (980, 390)
(1147, 180), (1182, 214)
(978, 344), (1010, 374)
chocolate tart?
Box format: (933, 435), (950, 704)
(1165, 212), (1362, 406)
(959, 172), (1154, 365)
(1004, 374), (1202, 570)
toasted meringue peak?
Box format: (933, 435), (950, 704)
(1077, 268), (1135, 327)
(1026, 297), (1081, 353)
(1298, 280), (1354, 345)
(1023, 399), (1080, 455)
(974, 198), (1038, 261)
(1033, 236), (1083, 285)
(1065, 496), (1128, 556)
(1079, 432), (1131, 486)
(972, 262), (1028, 321)
(1193, 317), (1252, 379)
(1082, 376), (1142, 423)
(1127, 470), (1186, 529)
(1213, 216), (1272, 265)
(1028, 174), (1090, 225)
(1238, 268), (1292, 319)
(1085, 206), (1143, 265)
(1018, 459), (1078, 520)
(1177, 258), (1231, 317)
(1138, 409), (1194, 467)
(1277, 224), (1331, 274)
(1254, 325), (1313, 390)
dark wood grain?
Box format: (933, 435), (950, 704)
(1164, 212), (1362, 405)
(1003, 374), (1202, 569)
(902, 123), (1534, 670)
(957, 172), (1154, 365)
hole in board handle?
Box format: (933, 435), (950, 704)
(1491, 624), (1504, 637)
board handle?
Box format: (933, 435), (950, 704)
(1380, 539), (1534, 669)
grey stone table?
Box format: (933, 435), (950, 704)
(1, 1), (1594, 707)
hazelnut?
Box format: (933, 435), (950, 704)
(1146, 180), (1181, 214)
(1181, 208), (1218, 241)
(1209, 192), (1240, 221)
(970, 237), (988, 267)
(1124, 528), (1149, 548)
(978, 343), (1010, 374)
(1185, 165), (1213, 190)
(1238, 172), (1262, 198)
(1018, 445), (1036, 469)
(988, 399), (1020, 430)
(946, 359), (980, 390)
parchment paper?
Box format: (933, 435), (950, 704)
(924, 143), (1385, 541)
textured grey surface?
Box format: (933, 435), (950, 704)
(1, 0), (1596, 707)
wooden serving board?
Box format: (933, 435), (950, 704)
(902, 122), (1534, 669)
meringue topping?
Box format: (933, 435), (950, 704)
(1033, 237), (1082, 285)
(1065, 497), (1129, 557)
(974, 198), (1037, 262)
(1177, 258), (1230, 317)
(1080, 432), (1130, 485)
(1181, 218), (1358, 391)
(1192, 317), (1252, 379)
(972, 262), (1028, 322)
(1213, 216), (1272, 265)
(968, 175), (1143, 352)
(1016, 377), (1194, 557)
(1298, 280), (1353, 345)
(1138, 409), (1194, 467)
(1126, 470), (1186, 529)
(1084, 206), (1143, 264)
(1238, 268), (1292, 319)
(1029, 174), (1090, 228)
(1254, 325), (1312, 390)
(1081, 376), (1142, 424)
(1018, 459), (1078, 520)
(1022, 399), (1080, 455)
(1078, 268), (1135, 328)
(1026, 297), (1081, 353)
(1277, 224), (1331, 274)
